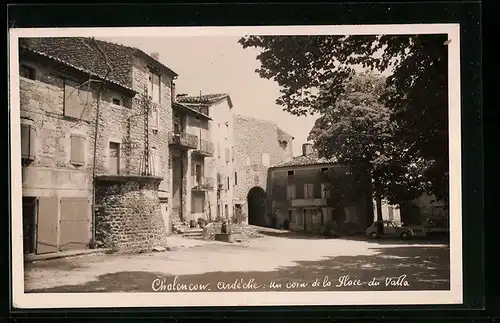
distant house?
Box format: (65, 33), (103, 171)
(266, 143), (374, 234)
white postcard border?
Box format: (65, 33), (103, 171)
(9, 24), (462, 308)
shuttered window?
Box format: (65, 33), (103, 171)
(286, 185), (296, 200)
(304, 184), (314, 199)
(21, 124), (36, 160)
(64, 81), (93, 121)
(70, 134), (85, 166)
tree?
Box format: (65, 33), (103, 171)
(310, 72), (429, 226)
(239, 34), (449, 205)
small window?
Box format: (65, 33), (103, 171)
(320, 167), (329, 173)
(287, 170), (295, 177)
(234, 172), (238, 185)
(20, 65), (35, 80)
(112, 98), (122, 106)
(70, 134), (85, 166)
(226, 176), (230, 190)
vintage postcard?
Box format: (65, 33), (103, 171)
(9, 24), (462, 308)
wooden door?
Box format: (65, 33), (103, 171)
(59, 197), (90, 251)
(22, 197), (36, 254)
(36, 196), (59, 254)
(304, 209), (314, 233)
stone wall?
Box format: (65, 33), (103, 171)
(94, 176), (168, 253)
(232, 115), (294, 220)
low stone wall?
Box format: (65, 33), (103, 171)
(201, 222), (264, 240)
(94, 175), (168, 253)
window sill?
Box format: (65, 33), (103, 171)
(70, 161), (85, 167)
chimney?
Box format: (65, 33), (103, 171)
(150, 52), (160, 60)
(302, 143), (314, 156)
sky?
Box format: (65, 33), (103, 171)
(99, 36), (318, 157)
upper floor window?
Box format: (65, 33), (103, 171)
(20, 64), (36, 80)
(304, 184), (314, 199)
(147, 71), (161, 104)
(112, 97), (122, 106)
(320, 167), (329, 174)
(287, 170), (295, 177)
(70, 134), (86, 166)
(224, 122), (229, 139)
(321, 183), (332, 199)
(286, 185), (296, 200)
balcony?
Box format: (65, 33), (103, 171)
(192, 177), (215, 191)
(168, 132), (198, 150)
(193, 139), (214, 157)
(290, 198), (327, 207)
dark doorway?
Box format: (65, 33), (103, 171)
(22, 197), (36, 254)
(247, 186), (267, 226)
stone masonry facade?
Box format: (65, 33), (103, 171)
(19, 38), (175, 254)
(94, 177), (167, 252)
(232, 114), (294, 220)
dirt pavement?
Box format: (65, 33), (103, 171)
(24, 233), (450, 292)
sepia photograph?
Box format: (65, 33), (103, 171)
(9, 24), (462, 308)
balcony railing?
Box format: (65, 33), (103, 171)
(168, 132), (198, 150)
(194, 139), (214, 157)
(192, 176), (215, 191)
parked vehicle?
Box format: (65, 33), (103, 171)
(366, 220), (414, 239)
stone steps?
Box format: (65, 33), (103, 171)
(181, 228), (204, 238)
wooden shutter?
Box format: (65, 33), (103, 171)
(21, 124), (36, 160)
(70, 134), (85, 165)
(36, 196), (59, 254)
(152, 73), (160, 103)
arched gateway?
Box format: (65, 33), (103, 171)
(247, 186), (267, 226)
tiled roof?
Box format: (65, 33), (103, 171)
(177, 93), (232, 108)
(172, 101), (212, 120)
(270, 152), (336, 169)
(19, 37), (178, 91)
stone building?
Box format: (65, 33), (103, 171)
(176, 93), (235, 223)
(18, 37), (177, 254)
(232, 115), (294, 225)
(266, 143), (374, 234)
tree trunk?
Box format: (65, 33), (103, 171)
(375, 192), (384, 235)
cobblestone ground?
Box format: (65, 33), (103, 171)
(24, 230), (450, 293)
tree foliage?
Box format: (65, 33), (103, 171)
(239, 34), (449, 205)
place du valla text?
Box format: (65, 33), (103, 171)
(151, 275), (410, 292)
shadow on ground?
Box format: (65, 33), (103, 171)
(256, 229), (449, 246)
(27, 244), (450, 293)
(256, 230), (330, 240)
